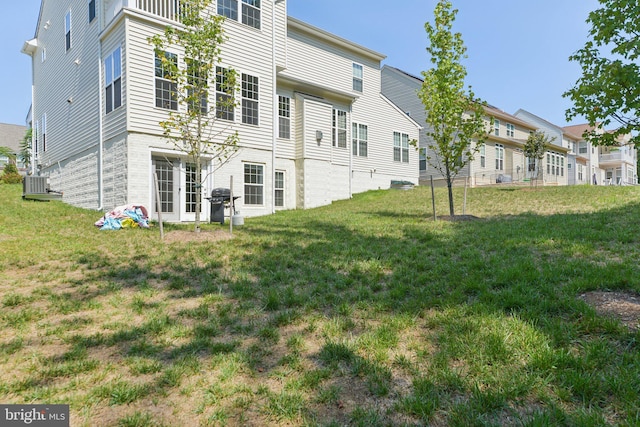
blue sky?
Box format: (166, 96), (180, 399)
(2, 0), (598, 127)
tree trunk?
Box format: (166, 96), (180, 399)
(445, 166), (455, 217)
(194, 155), (202, 233)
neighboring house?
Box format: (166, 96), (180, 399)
(22, 0), (420, 221)
(563, 123), (637, 186)
(514, 109), (587, 186)
(381, 65), (569, 187)
(0, 123), (28, 173)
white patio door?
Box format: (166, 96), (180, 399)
(152, 157), (180, 222)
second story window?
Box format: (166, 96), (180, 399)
(242, 0), (261, 29)
(493, 119), (500, 136)
(218, 0), (238, 20)
(219, 0), (260, 29)
(105, 46), (122, 114)
(278, 96), (290, 139)
(353, 63), (363, 92)
(332, 109), (347, 148)
(394, 132), (409, 163)
(155, 51), (178, 111)
(65, 11), (72, 51)
(187, 59), (208, 114)
(479, 144), (486, 168)
(506, 123), (515, 137)
(216, 67), (234, 121)
(242, 73), (259, 125)
(89, 0), (96, 22)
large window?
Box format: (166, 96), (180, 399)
(546, 152), (564, 176)
(185, 163), (201, 214)
(332, 109), (347, 148)
(352, 123), (368, 157)
(155, 51), (178, 110)
(275, 171), (284, 207)
(244, 163), (264, 205)
(65, 11), (72, 51)
(216, 67), (234, 121)
(394, 132), (409, 163)
(479, 144), (486, 168)
(495, 144), (504, 170)
(105, 47), (122, 114)
(278, 96), (290, 139)
(242, 73), (259, 125)
(218, 0), (260, 29)
(187, 59), (208, 114)
(353, 63), (363, 92)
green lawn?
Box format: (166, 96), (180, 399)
(1, 182), (639, 426)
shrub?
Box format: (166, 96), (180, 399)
(1, 163), (23, 184)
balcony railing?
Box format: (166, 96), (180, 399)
(599, 151), (635, 164)
(108, 0), (183, 23)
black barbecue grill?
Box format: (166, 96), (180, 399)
(207, 188), (240, 224)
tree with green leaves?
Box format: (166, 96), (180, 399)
(0, 146), (15, 164)
(419, 0), (488, 217)
(149, 0), (239, 232)
(523, 131), (556, 186)
(19, 128), (32, 170)
(564, 0), (640, 146)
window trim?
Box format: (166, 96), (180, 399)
(495, 143), (504, 170)
(244, 163), (264, 206)
(278, 96), (290, 139)
(275, 170), (285, 208)
(493, 119), (500, 136)
(332, 109), (347, 148)
(352, 63), (363, 92)
(154, 51), (178, 111)
(89, 0), (96, 23)
(186, 58), (209, 114)
(393, 131), (409, 163)
(105, 46), (122, 114)
(241, 73), (259, 125)
(216, 66), (235, 121)
(352, 122), (368, 157)
(241, 0), (261, 29)
(506, 123), (515, 138)
(479, 144), (486, 168)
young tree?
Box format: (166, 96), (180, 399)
(523, 131), (556, 186)
(419, 0), (488, 217)
(564, 0), (640, 147)
(0, 146), (15, 164)
(19, 128), (32, 170)
(149, 0), (239, 232)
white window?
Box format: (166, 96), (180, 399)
(219, 0), (260, 29)
(244, 163), (264, 205)
(275, 171), (285, 207)
(479, 144), (486, 168)
(105, 46), (122, 114)
(242, 73), (259, 125)
(495, 144), (504, 170)
(216, 67), (234, 121)
(154, 51), (177, 110)
(394, 132), (409, 163)
(65, 11), (72, 51)
(353, 63), (363, 92)
(278, 96), (290, 139)
(332, 109), (347, 148)
(352, 123), (368, 157)
(506, 123), (515, 137)
(89, 0), (96, 22)
(41, 48), (46, 63)
(242, 0), (260, 29)
(493, 119), (500, 136)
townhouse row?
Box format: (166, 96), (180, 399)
(22, 1), (637, 223)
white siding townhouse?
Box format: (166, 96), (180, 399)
(381, 65), (570, 187)
(22, 0), (420, 221)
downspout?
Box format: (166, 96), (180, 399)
(97, 42), (104, 211)
(31, 84), (36, 176)
(271, 0), (281, 214)
(349, 104), (353, 198)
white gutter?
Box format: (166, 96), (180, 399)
(271, 0), (284, 214)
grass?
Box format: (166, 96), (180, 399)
(1, 182), (640, 426)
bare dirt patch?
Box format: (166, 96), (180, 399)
(580, 291), (640, 331)
(162, 229), (234, 243)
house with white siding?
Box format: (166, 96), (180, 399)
(0, 123), (28, 173)
(381, 65), (570, 187)
(22, 0), (420, 221)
